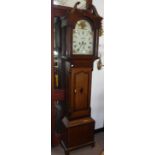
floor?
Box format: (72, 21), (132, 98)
(52, 132), (104, 155)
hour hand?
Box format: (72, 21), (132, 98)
(79, 41), (84, 50)
(80, 42), (86, 51)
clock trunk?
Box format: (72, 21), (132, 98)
(65, 67), (92, 120)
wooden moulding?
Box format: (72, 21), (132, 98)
(62, 117), (95, 128)
(61, 140), (94, 152)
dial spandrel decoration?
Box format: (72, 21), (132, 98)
(73, 20), (93, 55)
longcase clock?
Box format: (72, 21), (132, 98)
(60, 2), (102, 155)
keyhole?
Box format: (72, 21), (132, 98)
(80, 88), (83, 94)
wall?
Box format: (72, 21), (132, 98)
(91, 0), (104, 129)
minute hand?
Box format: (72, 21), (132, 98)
(79, 42), (86, 51)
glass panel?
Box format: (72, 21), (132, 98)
(73, 20), (94, 55)
(53, 0), (87, 9)
(53, 17), (62, 89)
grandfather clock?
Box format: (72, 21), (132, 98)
(60, 2), (102, 155)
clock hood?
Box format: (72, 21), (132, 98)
(62, 2), (103, 30)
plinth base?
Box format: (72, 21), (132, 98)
(61, 117), (95, 155)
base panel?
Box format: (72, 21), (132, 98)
(61, 117), (95, 155)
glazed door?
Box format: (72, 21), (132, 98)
(70, 68), (92, 119)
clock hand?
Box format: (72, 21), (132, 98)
(80, 42), (86, 52)
(79, 41), (84, 51)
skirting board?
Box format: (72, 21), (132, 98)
(95, 127), (104, 133)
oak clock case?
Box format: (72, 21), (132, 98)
(60, 3), (102, 155)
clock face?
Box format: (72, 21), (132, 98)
(73, 20), (94, 55)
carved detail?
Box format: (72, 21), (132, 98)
(87, 4), (99, 16)
(73, 2), (81, 9)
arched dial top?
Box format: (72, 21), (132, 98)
(73, 20), (94, 55)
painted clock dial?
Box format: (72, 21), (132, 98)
(73, 20), (94, 55)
